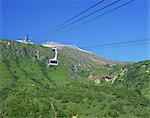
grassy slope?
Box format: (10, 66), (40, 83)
(0, 39), (150, 118)
(115, 60), (150, 99)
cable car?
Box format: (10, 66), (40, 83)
(47, 48), (58, 67)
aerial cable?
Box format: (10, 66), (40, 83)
(34, 0), (122, 41)
(33, 0), (106, 40)
(83, 42), (150, 49)
(80, 38), (150, 49)
(48, 0), (122, 35)
(48, 0), (135, 40)
(51, 0), (106, 30)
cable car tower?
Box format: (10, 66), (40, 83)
(47, 48), (59, 67)
(23, 35), (29, 43)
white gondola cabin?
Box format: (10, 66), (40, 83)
(47, 48), (58, 67)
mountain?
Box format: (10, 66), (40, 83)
(0, 39), (119, 86)
(0, 39), (149, 118)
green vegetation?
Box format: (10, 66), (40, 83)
(0, 39), (149, 117)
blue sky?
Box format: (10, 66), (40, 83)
(0, 0), (149, 62)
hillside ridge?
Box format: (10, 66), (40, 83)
(0, 39), (149, 118)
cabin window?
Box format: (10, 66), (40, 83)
(50, 60), (58, 64)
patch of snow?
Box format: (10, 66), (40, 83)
(42, 42), (71, 48)
(16, 40), (34, 44)
(16, 40), (24, 43)
(75, 47), (92, 54)
(146, 70), (149, 73)
(43, 42), (91, 52)
(141, 65), (146, 68)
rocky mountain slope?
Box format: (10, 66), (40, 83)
(0, 39), (149, 118)
(0, 39), (119, 85)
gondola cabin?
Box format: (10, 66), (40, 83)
(47, 48), (58, 67)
